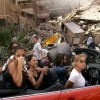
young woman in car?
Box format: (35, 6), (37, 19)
(65, 54), (87, 88)
(67, 55), (79, 76)
(26, 54), (49, 89)
(7, 46), (27, 89)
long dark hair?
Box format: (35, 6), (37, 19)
(55, 53), (65, 66)
(25, 54), (36, 69)
(26, 54), (36, 62)
(13, 46), (27, 54)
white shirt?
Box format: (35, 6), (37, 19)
(2, 55), (14, 71)
(42, 49), (49, 57)
(87, 37), (93, 46)
(68, 68), (85, 88)
(33, 42), (42, 60)
(2, 55), (26, 71)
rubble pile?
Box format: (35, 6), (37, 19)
(93, 0), (100, 5)
(42, 33), (59, 46)
(35, 22), (60, 40)
(31, 1), (100, 47)
(30, 22), (61, 47)
(60, 5), (100, 44)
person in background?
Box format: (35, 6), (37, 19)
(26, 54), (49, 89)
(41, 43), (53, 67)
(65, 54), (87, 89)
(9, 41), (20, 55)
(54, 53), (68, 85)
(2, 41), (20, 71)
(86, 34), (95, 49)
(27, 35), (46, 68)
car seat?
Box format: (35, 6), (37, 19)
(46, 68), (59, 85)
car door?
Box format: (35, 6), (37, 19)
(2, 91), (61, 100)
(59, 85), (100, 100)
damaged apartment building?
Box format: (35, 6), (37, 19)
(0, 0), (50, 31)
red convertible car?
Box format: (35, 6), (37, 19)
(1, 85), (100, 100)
(1, 48), (100, 100)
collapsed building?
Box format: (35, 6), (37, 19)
(31, 1), (100, 48)
(57, 5), (100, 46)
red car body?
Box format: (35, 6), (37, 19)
(2, 85), (100, 100)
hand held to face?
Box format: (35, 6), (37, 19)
(17, 56), (25, 69)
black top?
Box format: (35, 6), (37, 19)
(4, 68), (28, 89)
(27, 70), (50, 90)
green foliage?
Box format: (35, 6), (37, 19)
(15, 30), (33, 49)
(0, 25), (15, 65)
(0, 26), (35, 65)
(0, 25), (15, 47)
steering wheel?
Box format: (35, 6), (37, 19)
(87, 67), (100, 85)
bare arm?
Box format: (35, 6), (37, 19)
(40, 50), (45, 59)
(27, 70), (44, 89)
(27, 67), (48, 89)
(26, 50), (33, 54)
(8, 57), (24, 87)
(35, 67), (42, 72)
(65, 80), (74, 88)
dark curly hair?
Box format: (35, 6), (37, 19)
(13, 46), (27, 54)
(55, 53), (66, 66)
(26, 54), (36, 62)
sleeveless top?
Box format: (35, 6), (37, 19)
(27, 70), (50, 90)
(4, 67), (28, 89)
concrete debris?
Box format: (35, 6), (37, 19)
(31, 3), (100, 47)
(30, 22), (61, 47)
(60, 5), (100, 44)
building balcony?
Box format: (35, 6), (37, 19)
(36, 0), (49, 6)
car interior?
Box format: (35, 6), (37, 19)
(0, 64), (100, 98)
(0, 48), (100, 98)
(0, 68), (65, 98)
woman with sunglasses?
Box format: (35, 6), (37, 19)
(26, 54), (49, 89)
(65, 54), (87, 88)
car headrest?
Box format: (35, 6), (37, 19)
(47, 68), (58, 82)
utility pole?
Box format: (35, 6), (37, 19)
(17, 7), (20, 33)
